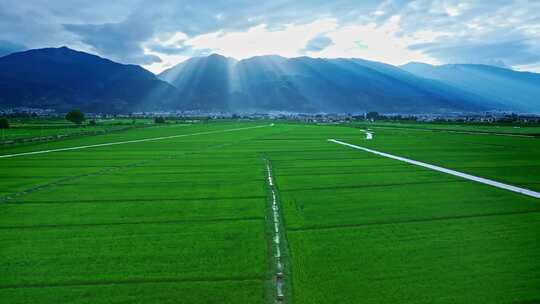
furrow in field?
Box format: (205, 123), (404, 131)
(288, 209), (540, 232)
(279, 179), (465, 192)
(0, 216), (264, 230)
(368, 125), (538, 137)
(0, 276), (265, 290)
(274, 168), (430, 177)
(55, 179), (265, 187)
(7, 195), (267, 205)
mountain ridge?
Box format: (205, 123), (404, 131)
(158, 54), (509, 113)
(0, 47), (538, 113)
(401, 62), (540, 112)
(0, 46), (176, 113)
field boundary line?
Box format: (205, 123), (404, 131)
(0, 216), (264, 230)
(288, 209), (540, 232)
(56, 179), (265, 187)
(329, 139), (540, 199)
(366, 125), (537, 138)
(280, 179), (465, 192)
(0, 124), (272, 159)
(0, 275), (265, 290)
(7, 195), (267, 205)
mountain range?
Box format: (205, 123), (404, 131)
(1, 47), (539, 114)
(0, 47), (176, 113)
(401, 62), (540, 113)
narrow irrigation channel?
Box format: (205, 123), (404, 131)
(264, 158), (287, 303)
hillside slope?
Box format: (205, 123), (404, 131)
(159, 55), (501, 113)
(0, 47), (177, 113)
(401, 62), (540, 112)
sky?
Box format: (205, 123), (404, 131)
(1, 0), (539, 74)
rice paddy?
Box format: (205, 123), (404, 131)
(1, 121), (539, 303)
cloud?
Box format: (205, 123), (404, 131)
(408, 29), (540, 67)
(182, 19), (338, 60)
(0, 0), (137, 52)
(144, 32), (212, 57)
(1, 0), (378, 66)
(302, 35), (333, 52)
(312, 15), (439, 66)
(0, 0), (539, 73)
(64, 17), (161, 65)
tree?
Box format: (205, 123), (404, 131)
(0, 118), (9, 129)
(65, 109), (86, 125)
(154, 116), (166, 124)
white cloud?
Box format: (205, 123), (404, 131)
(3, 0), (539, 73)
(123, 1), (540, 73)
(514, 62), (540, 73)
(143, 16), (442, 72)
(159, 32), (188, 46)
(185, 18), (338, 59)
(314, 16), (439, 65)
(142, 47), (189, 74)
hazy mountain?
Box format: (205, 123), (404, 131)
(159, 55), (502, 113)
(159, 54), (236, 111)
(401, 62), (540, 112)
(0, 47), (177, 113)
(1, 47), (536, 114)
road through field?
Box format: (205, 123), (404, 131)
(330, 139), (540, 199)
(0, 124), (272, 159)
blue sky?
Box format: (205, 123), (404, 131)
(1, 0), (539, 73)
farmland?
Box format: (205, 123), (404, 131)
(0, 118), (154, 144)
(1, 121), (539, 303)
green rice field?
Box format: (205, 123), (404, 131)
(0, 118), (153, 144)
(1, 121), (539, 303)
